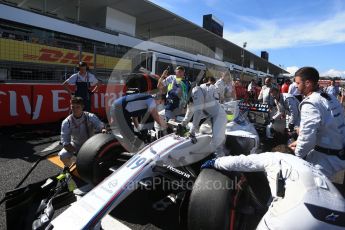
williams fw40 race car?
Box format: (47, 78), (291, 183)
(6, 102), (342, 230)
(49, 104), (271, 230)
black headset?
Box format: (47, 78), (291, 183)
(76, 61), (89, 71)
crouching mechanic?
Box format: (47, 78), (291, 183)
(183, 79), (227, 156)
(202, 151), (345, 230)
(59, 97), (106, 166)
(111, 92), (167, 153)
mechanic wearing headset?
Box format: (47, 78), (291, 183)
(59, 97), (106, 167)
(62, 62), (99, 111)
(288, 67), (345, 178)
(202, 148), (345, 230)
(182, 75), (227, 157)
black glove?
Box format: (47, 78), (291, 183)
(176, 124), (188, 137)
(139, 129), (151, 143)
(189, 132), (197, 144)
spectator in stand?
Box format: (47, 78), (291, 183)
(288, 78), (302, 101)
(63, 62), (99, 112)
(281, 79), (291, 93)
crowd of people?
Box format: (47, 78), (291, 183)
(201, 67), (345, 229)
(59, 63), (345, 172)
(58, 63), (345, 229)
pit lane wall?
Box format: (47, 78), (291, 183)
(0, 83), (123, 126)
(0, 83), (253, 127)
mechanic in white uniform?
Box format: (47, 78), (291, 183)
(269, 87), (300, 131)
(186, 78), (227, 156)
(288, 79), (303, 101)
(215, 72), (235, 103)
(289, 67), (345, 178)
(59, 97), (106, 166)
(181, 77), (217, 126)
(258, 77), (274, 106)
(202, 151), (345, 230)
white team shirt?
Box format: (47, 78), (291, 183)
(288, 82), (300, 96)
(66, 72), (98, 86)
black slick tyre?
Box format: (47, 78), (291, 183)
(188, 168), (234, 230)
(76, 133), (125, 185)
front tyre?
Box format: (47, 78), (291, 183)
(188, 169), (235, 230)
(76, 133), (126, 185)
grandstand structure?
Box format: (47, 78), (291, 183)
(0, 0), (287, 126)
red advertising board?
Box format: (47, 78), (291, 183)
(0, 83), (124, 126)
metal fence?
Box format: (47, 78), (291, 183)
(0, 26), (132, 83)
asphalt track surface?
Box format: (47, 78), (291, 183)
(0, 122), (286, 230)
(0, 123), (185, 230)
(3, 123), (343, 230)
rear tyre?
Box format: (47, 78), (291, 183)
(76, 133), (126, 185)
(188, 169), (234, 230)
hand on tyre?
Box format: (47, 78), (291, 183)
(201, 159), (216, 169)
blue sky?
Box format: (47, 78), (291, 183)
(149, 0), (345, 77)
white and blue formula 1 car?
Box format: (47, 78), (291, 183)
(50, 103), (268, 230)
